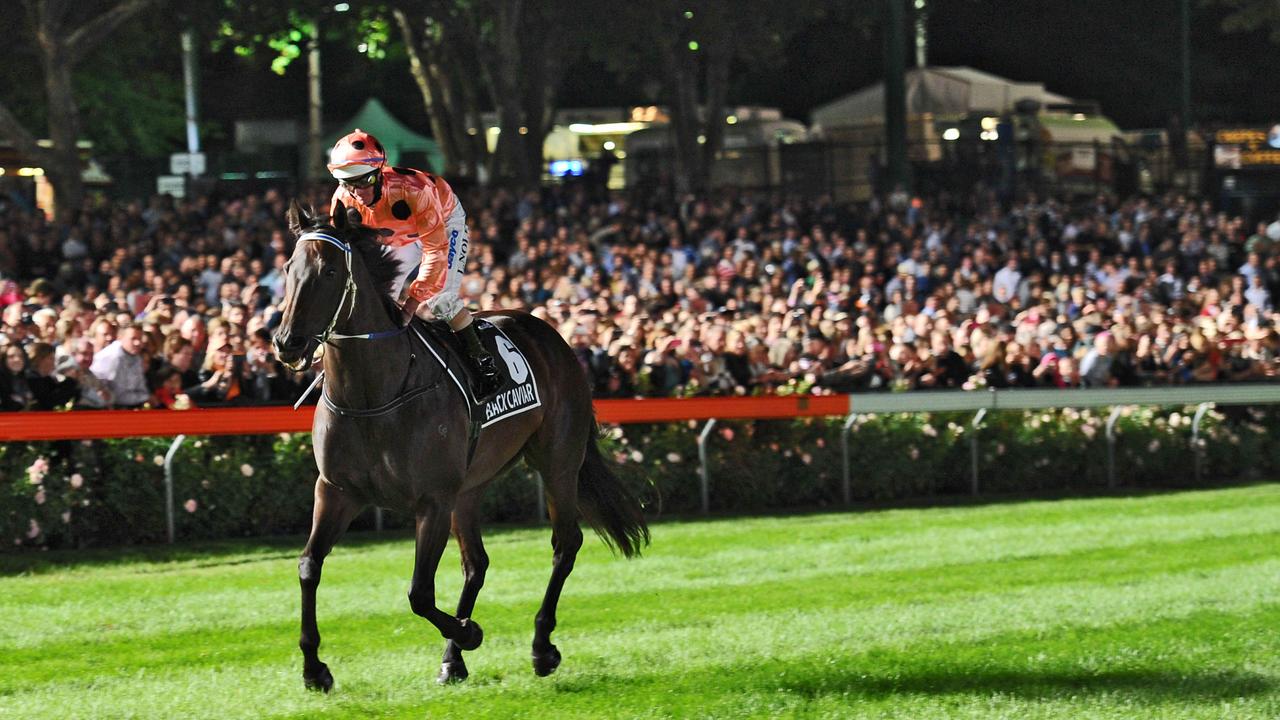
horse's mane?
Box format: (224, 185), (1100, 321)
(298, 205), (404, 322)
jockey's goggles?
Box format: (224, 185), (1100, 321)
(338, 170), (380, 189)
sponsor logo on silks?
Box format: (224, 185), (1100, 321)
(484, 383), (537, 422)
(447, 228), (459, 266)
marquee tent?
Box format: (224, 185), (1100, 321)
(332, 98), (444, 172)
(811, 66), (1073, 130)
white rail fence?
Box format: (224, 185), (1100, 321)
(693, 384), (1280, 513)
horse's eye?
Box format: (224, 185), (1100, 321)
(324, 267), (337, 278)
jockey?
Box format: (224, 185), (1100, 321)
(327, 129), (502, 399)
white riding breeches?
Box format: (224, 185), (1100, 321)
(428, 203), (469, 322)
(385, 202), (470, 323)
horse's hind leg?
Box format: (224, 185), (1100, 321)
(437, 489), (489, 684)
(299, 478), (362, 692)
(528, 443), (587, 677)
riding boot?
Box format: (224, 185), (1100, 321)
(456, 322), (503, 400)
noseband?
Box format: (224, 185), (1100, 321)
(298, 230), (407, 345)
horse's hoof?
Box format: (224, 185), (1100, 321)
(532, 645), (561, 677)
(455, 618), (484, 651)
(304, 662), (334, 693)
(437, 660), (469, 685)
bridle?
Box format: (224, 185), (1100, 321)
(291, 228), (436, 418)
(297, 230), (407, 346)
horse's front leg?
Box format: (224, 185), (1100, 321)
(409, 502), (485, 655)
(438, 490), (489, 684)
(299, 478), (361, 692)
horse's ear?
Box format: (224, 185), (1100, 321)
(332, 200), (348, 230)
(286, 200), (310, 236)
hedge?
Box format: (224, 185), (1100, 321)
(3, 405), (1278, 550)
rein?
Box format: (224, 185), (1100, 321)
(293, 229), (428, 417)
(297, 231), (409, 345)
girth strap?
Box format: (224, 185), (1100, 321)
(320, 379), (439, 418)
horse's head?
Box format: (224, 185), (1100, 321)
(272, 199), (386, 370)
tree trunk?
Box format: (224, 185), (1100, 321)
(2, 0), (161, 222)
(662, 40), (704, 195)
(487, 0), (531, 186)
(305, 19), (324, 183)
(41, 44), (84, 222)
(392, 7), (463, 176)
(426, 28), (479, 179)
(519, 10), (561, 185)
(447, 5), (493, 181)
(700, 32), (732, 190)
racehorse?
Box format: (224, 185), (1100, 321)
(271, 200), (649, 690)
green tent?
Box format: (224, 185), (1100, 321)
(332, 98), (444, 173)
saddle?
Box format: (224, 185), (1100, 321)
(408, 317), (541, 429)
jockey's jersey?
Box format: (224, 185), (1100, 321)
(331, 167), (458, 250)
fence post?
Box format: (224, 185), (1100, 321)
(970, 408), (987, 495)
(841, 413), (859, 505)
(163, 434), (186, 544)
(698, 418), (718, 514)
(375, 507), (383, 532)
(1191, 402), (1213, 484)
(1105, 407), (1123, 489)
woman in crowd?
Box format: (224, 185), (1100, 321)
(0, 343), (34, 410)
(26, 342), (79, 410)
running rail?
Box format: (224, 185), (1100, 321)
(1, 385), (1279, 441)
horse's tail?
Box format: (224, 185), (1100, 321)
(577, 422), (650, 558)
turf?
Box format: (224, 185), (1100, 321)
(1, 484), (1278, 719)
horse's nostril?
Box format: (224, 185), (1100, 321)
(275, 334), (305, 352)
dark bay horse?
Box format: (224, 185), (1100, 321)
(271, 201), (648, 690)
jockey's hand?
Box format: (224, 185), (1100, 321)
(407, 279), (434, 302)
(400, 296), (421, 324)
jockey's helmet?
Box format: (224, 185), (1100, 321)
(327, 129), (387, 179)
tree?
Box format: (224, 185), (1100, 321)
(0, 0), (164, 221)
(1211, 0), (1280, 42)
(588, 0), (828, 194)
(389, 0), (581, 187)
(391, 1), (491, 180)
(207, 1), (364, 182)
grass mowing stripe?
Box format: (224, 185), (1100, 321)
(4, 484), (1273, 582)
(3, 552), (1277, 711)
(1, 522), (1272, 659)
(4, 496), (1277, 647)
(8, 601), (1278, 719)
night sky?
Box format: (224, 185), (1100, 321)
(153, 0), (1280, 145)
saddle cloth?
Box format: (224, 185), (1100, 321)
(411, 318), (541, 429)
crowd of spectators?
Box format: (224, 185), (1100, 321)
(0, 180), (1277, 411)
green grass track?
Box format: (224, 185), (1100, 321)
(1, 484), (1278, 719)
